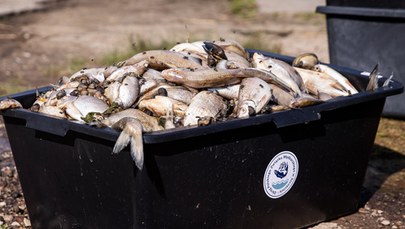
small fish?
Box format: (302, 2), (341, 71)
(209, 84), (240, 100)
(314, 64), (358, 94)
(138, 96), (188, 118)
(237, 77), (272, 118)
(271, 84), (322, 108)
(63, 95), (109, 122)
(295, 67), (349, 100)
(104, 74), (140, 109)
(0, 98), (23, 110)
(183, 91), (228, 126)
(292, 53), (319, 70)
(252, 53), (303, 96)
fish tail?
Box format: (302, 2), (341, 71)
(113, 130), (131, 154)
(112, 117), (144, 170)
(131, 131), (144, 170)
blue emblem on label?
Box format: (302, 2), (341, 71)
(274, 161), (288, 179)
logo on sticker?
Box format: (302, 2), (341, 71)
(263, 151), (299, 199)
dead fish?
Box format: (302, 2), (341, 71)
(139, 79), (159, 95)
(170, 41), (207, 60)
(292, 53), (319, 70)
(209, 84), (240, 100)
(137, 83), (197, 105)
(224, 51), (251, 69)
(102, 109), (164, 170)
(212, 39), (249, 59)
(183, 91), (227, 126)
(314, 64), (358, 94)
(237, 78), (272, 118)
(138, 95), (188, 118)
(0, 98), (22, 110)
(271, 84), (322, 108)
(252, 52), (303, 96)
(106, 60), (148, 82)
(161, 68), (241, 88)
(62, 95), (109, 122)
(121, 50), (203, 70)
(295, 67), (349, 100)
(69, 67), (106, 83)
(161, 67), (292, 90)
(142, 68), (166, 83)
(104, 74), (139, 109)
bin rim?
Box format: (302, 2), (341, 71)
(0, 51), (403, 144)
(316, 5), (405, 19)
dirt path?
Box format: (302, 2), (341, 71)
(0, 0), (404, 228)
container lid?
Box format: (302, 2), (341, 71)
(326, 0), (405, 9)
(316, 6), (405, 19)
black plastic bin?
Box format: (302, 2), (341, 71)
(0, 51), (403, 229)
(316, 1), (405, 118)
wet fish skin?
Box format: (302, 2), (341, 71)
(209, 84), (240, 100)
(161, 67), (294, 90)
(138, 95), (188, 118)
(64, 95), (109, 122)
(183, 91), (228, 126)
(104, 74), (140, 109)
(314, 64), (358, 94)
(237, 77), (272, 118)
(292, 53), (319, 70)
(252, 52), (303, 96)
(295, 67), (349, 100)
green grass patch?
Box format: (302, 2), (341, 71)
(230, 0), (258, 18)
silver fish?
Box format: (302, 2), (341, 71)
(104, 74), (139, 109)
(138, 96), (188, 118)
(295, 67), (349, 100)
(183, 91), (227, 126)
(314, 64), (358, 94)
(237, 78), (272, 118)
(252, 52), (303, 96)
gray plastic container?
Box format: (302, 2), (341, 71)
(317, 3), (405, 118)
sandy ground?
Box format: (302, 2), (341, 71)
(0, 0), (404, 228)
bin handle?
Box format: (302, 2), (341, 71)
(25, 113), (70, 137)
(272, 109), (321, 128)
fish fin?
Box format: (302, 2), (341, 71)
(383, 73), (393, 87)
(366, 64), (379, 91)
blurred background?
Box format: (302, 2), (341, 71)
(0, 0), (404, 228)
(0, 0), (327, 95)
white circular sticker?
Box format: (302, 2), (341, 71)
(263, 151), (299, 199)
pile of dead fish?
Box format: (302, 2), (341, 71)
(1, 39), (377, 170)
